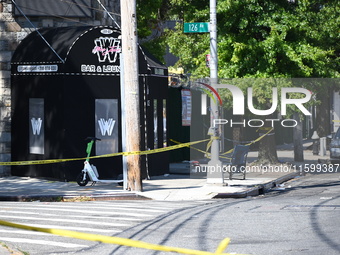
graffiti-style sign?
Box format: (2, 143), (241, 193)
(92, 37), (121, 63)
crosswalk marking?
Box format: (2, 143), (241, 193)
(3, 201), (189, 211)
(0, 214), (130, 227)
(16, 202), (174, 212)
(3, 206), (154, 217)
(92, 201), (197, 211)
(15, 223), (118, 233)
(0, 200), (204, 254)
(0, 210), (143, 221)
(87, 202), (188, 211)
(0, 229), (49, 236)
(63, 204), (168, 213)
(0, 237), (89, 248)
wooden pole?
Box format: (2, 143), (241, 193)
(121, 0), (142, 191)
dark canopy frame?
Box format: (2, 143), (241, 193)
(11, 26), (169, 180)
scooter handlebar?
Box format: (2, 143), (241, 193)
(85, 137), (101, 141)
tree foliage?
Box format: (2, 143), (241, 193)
(163, 0), (339, 79)
(136, 0), (171, 62)
(139, 0), (339, 102)
(137, 0), (340, 162)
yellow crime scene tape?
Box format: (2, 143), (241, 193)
(0, 136), (263, 254)
(0, 126), (275, 166)
(172, 128), (273, 158)
(0, 139), (210, 166)
(220, 127), (274, 156)
(0, 220), (249, 255)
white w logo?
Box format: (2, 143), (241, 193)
(31, 118), (42, 135)
(92, 37), (121, 63)
(98, 118), (115, 136)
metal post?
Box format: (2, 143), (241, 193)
(320, 137), (326, 156)
(207, 0), (222, 183)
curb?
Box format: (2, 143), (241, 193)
(213, 172), (300, 199)
(0, 193), (151, 202)
(0, 172), (303, 201)
(63, 193), (151, 201)
(0, 242), (25, 255)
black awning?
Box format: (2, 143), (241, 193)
(11, 26), (167, 76)
(140, 46), (167, 77)
(11, 26), (93, 64)
(14, 0), (92, 18)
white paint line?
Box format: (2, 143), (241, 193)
(0, 223), (118, 233)
(87, 201), (196, 210)
(0, 210), (143, 221)
(4, 206), (152, 217)
(0, 237), (88, 248)
(1, 215), (129, 227)
(0, 229), (49, 236)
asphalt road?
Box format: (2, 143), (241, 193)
(114, 172), (340, 255)
(0, 172), (339, 255)
(0, 200), (207, 255)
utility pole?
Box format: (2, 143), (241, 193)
(121, 0), (142, 191)
(207, 0), (222, 183)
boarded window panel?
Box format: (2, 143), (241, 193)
(95, 99), (119, 155)
(29, 98), (44, 155)
(14, 0), (92, 18)
(163, 99), (167, 147)
(154, 99), (158, 149)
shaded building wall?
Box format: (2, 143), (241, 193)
(167, 88), (190, 162)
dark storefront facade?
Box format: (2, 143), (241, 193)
(11, 26), (169, 181)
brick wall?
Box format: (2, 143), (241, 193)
(0, 1), (25, 176)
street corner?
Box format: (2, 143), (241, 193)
(0, 241), (25, 255)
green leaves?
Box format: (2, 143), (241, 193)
(163, 0), (339, 79)
(136, 0), (339, 105)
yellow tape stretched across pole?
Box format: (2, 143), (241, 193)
(0, 128), (273, 166)
(170, 139), (233, 160)
(173, 128), (273, 158)
(0, 139), (210, 166)
(0, 220), (248, 255)
(220, 128), (274, 156)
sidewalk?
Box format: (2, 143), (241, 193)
(0, 142), (330, 202)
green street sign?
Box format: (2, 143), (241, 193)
(184, 22), (209, 33)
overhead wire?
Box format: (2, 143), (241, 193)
(57, 0), (76, 28)
(58, 0), (121, 27)
(95, 0), (120, 28)
(11, 0), (65, 63)
(12, 0), (121, 27)
(59, 0), (120, 17)
(12, 3), (95, 27)
(10, 0), (122, 62)
(60, 0), (121, 27)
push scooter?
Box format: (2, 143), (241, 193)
(76, 137), (123, 186)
